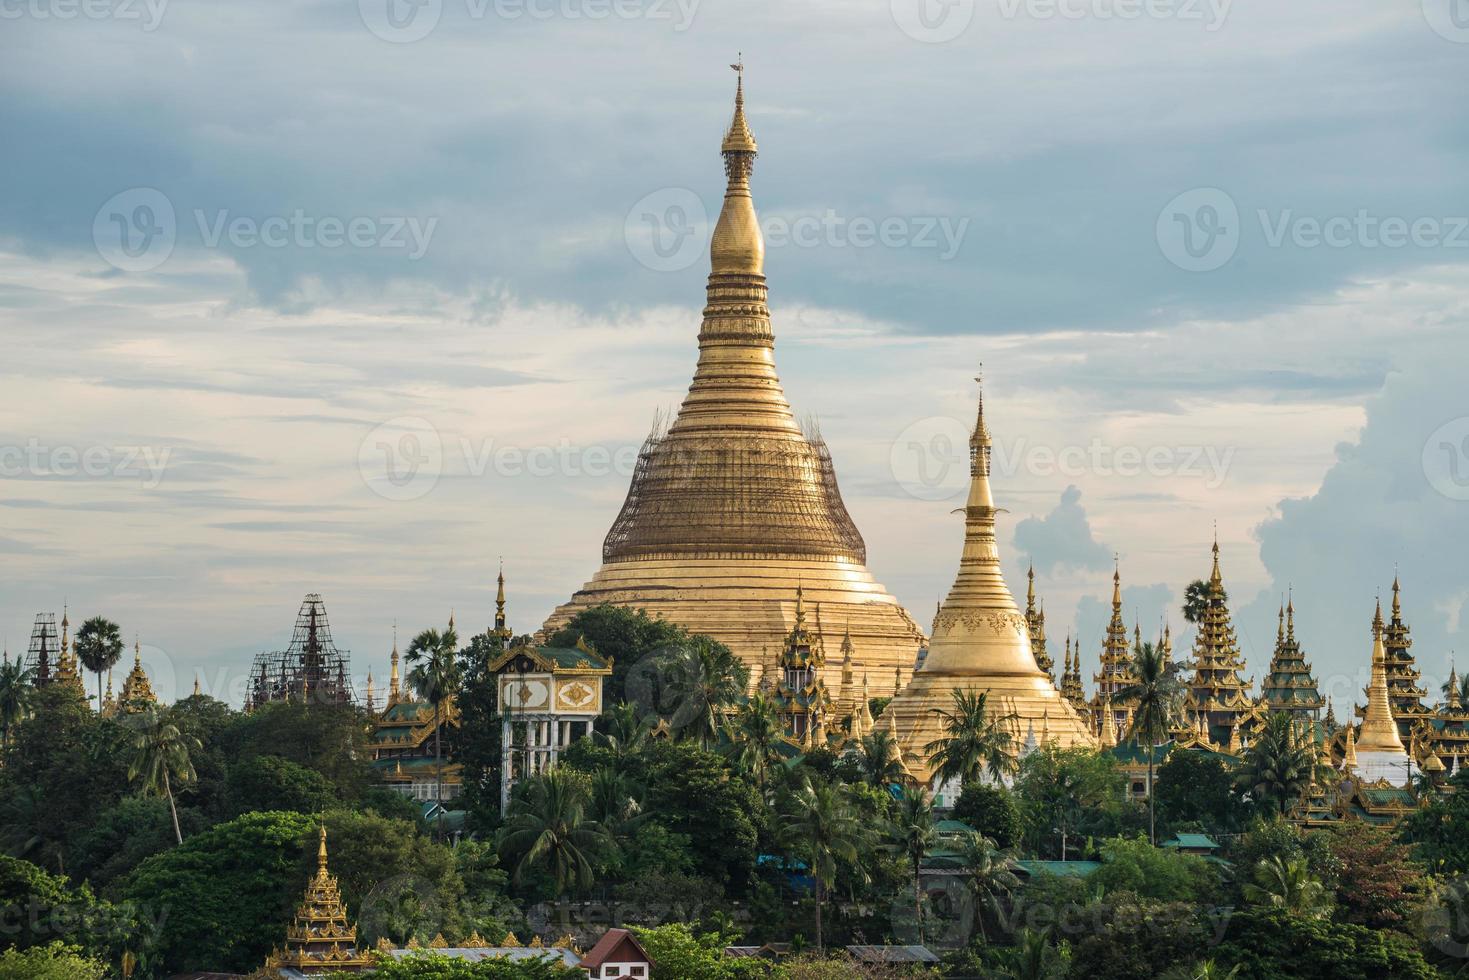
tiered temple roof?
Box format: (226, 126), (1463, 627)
(1427, 661), (1469, 774)
(117, 639), (158, 712)
(264, 825), (374, 974)
(1259, 597), (1324, 721)
(1059, 635), (1087, 716)
(1024, 566), (1054, 681)
(51, 609), (86, 697)
(1090, 563), (1135, 738)
(1381, 577), (1431, 741)
(1182, 539), (1255, 745)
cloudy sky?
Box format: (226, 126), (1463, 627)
(2, 0), (1467, 708)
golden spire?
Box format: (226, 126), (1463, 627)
(193, 674), (201, 697)
(711, 57), (763, 277)
(1392, 572), (1402, 619)
(317, 823), (330, 874)
(389, 623), (400, 705)
(1357, 611), (1407, 754)
(1099, 695), (1117, 748)
(118, 638), (157, 711)
(1209, 530), (1222, 586)
(1027, 564), (1036, 610)
(1278, 602), (1286, 644)
(1343, 722), (1358, 770)
(1227, 722), (1242, 755)
(1286, 587), (1296, 642)
(365, 672), (376, 714)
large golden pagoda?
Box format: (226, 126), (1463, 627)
(540, 69), (924, 692)
(263, 825), (375, 975)
(876, 378), (1095, 784)
(1350, 605), (1411, 784)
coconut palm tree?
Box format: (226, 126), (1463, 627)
(957, 831), (1020, 942)
(1162, 961), (1242, 980)
(884, 788), (937, 943)
(925, 689), (1017, 789)
(74, 616), (123, 714)
(723, 694), (784, 793)
(658, 637), (747, 746)
(1235, 712), (1317, 817)
(0, 656), (36, 756)
(779, 775), (868, 951)
(594, 702), (655, 770)
(1116, 640), (1183, 843)
(1242, 855), (1330, 919)
(124, 707), (201, 844)
(497, 769), (610, 895)
(856, 730), (904, 789)
(405, 620), (461, 835)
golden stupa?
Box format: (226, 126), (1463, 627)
(1351, 600), (1411, 783)
(877, 378), (1095, 783)
(540, 68), (925, 692)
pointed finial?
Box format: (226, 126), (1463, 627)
(1373, 596), (1384, 635)
(318, 823), (329, 872)
(193, 674), (201, 697)
(1392, 570), (1402, 617)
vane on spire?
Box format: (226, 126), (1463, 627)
(730, 53), (743, 75)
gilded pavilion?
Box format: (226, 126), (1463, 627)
(50, 609), (87, 698)
(262, 825), (374, 976)
(1181, 540), (1257, 746)
(769, 586), (834, 747)
(539, 69), (925, 693)
(368, 624), (463, 803)
(877, 377), (1095, 785)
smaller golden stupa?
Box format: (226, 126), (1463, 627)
(263, 825), (374, 975)
(1352, 600), (1410, 783)
(117, 639), (158, 713)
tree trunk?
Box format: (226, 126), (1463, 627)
(1148, 749), (1156, 845)
(164, 769), (183, 844)
(814, 876), (824, 952)
(914, 858), (924, 945)
(97, 673), (104, 715)
(433, 713), (443, 840)
(1060, 824), (1068, 862)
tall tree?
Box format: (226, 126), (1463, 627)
(778, 775), (868, 951)
(723, 693), (783, 793)
(405, 619), (461, 835)
(496, 769), (609, 896)
(1241, 855), (1330, 919)
(0, 656), (35, 756)
(124, 707), (201, 844)
(855, 730), (904, 789)
(957, 831), (1020, 943)
(1235, 712), (1317, 817)
(73, 616), (123, 714)
(1014, 745), (1123, 860)
(884, 788), (937, 943)
(1116, 640), (1182, 843)
(656, 636), (747, 747)
(1182, 579), (1220, 625)
(924, 689), (1017, 789)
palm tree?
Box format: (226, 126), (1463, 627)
(0, 656), (36, 756)
(1162, 962), (1241, 980)
(497, 769), (610, 895)
(1116, 641), (1182, 844)
(405, 620), (461, 835)
(856, 730), (904, 789)
(957, 831), (1020, 942)
(595, 702), (655, 766)
(925, 689), (1017, 789)
(884, 788), (936, 943)
(1242, 855), (1330, 919)
(124, 707), (200, 844)
(993, 927), (1067, 980)
(724, 694), (784, 792)
(1182, 579), (1223, 624)
(74, 616), (123, 713)
(779, 775), (868, 951)
(1235, 712), (1317, 816)
(658, 637), (747, 746)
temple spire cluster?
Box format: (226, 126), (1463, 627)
(1180, 538), (1255, 745)
(1259, 593), (1324, 721)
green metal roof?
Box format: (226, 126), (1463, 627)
(1016, 860), (1101, 878)
(1162, 833), (1220, 851)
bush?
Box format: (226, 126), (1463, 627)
(952, 784), (1022, 850)
(1214, 907), (1438, 980)
(1089, 835), (1220, 905)
(0, 943), (107, 980)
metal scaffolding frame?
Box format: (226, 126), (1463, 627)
(246, 594), (356, 709)
(25, 613), (58, 685)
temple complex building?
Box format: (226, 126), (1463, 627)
(1381, 576), (1432, 741)
(539, 70), (924, 692)
(247, 595), (357, 709)
(770, 586), (833, 747)
(1259, 596), (1324, 722)
(877, 377), (1095, 785)
(1181, 541), (1255, 745)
